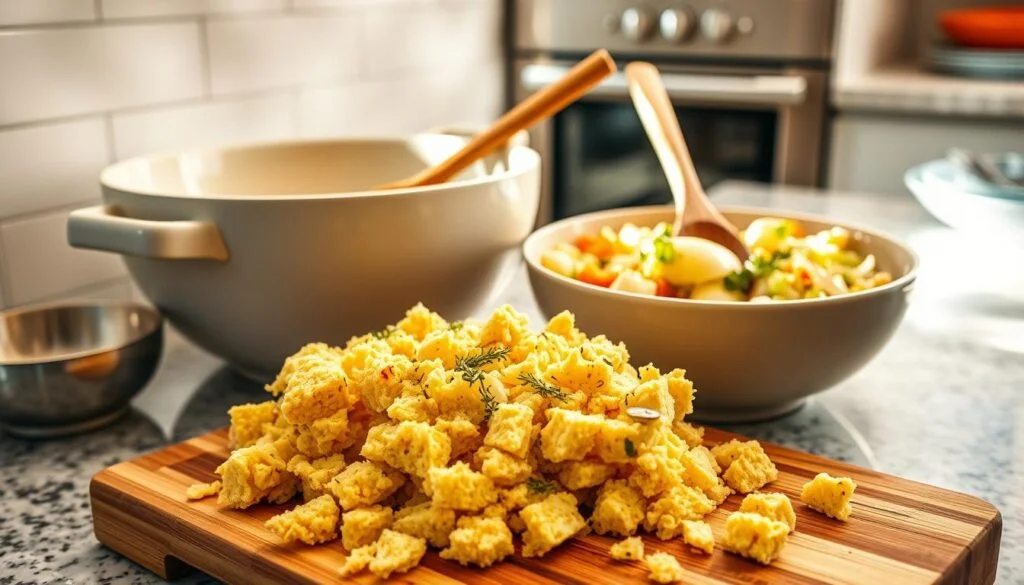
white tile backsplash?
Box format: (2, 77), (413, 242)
(0, 24), (204, 126)
(0, 0), (95, 26)
(0, 208), (126, 305)
(0, 0), (503, 307)
(206, 15), (360, 95)
(112, 94), (294, 159)
(102, 0), (286, 19)
(0, 119), (108, 219)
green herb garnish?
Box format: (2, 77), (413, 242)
(723, 250), (792, 294)
(454, 346), (510, 421)
(449, 321), (464, 332)
(526, 478), (560, 495)
(624, 438), (636, 458)
(518, 373), (569, 402)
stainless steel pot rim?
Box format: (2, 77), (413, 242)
(0, 300), (163, 367)
(99, 135), (542, 201)
(523, 204), (920, 310)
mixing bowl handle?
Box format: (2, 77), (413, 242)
(67, 205), (229, 261)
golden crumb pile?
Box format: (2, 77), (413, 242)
(186, 303), (849, 580)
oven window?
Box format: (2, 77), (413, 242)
(553, 101), (777, 220)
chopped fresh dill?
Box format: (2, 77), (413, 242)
(723, 250), (792, 293)
(449, 321), (464, 332)
(526, 477), (559, 495)
(518, 373), (569, 402)
(601, 357), (614, 367)
(624, 438), (636, 458)
(454, 346), (509, 422)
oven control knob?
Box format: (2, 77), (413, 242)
(659, 8), (695, 42)
(620, 7), (654, 42)
(700, 8), (734, 43)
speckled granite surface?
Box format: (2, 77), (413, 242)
(2, 182), (1021, 584)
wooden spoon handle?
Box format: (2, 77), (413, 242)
(378, 49), (617, 190)
(624, 62), (730, 230)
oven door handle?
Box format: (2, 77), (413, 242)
(520, 64), (807, 106)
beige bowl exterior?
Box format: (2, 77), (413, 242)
(68, 135), (540, 380)
(524, 205), (918, 422)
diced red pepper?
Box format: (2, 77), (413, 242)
(654, 278), (676, 298)
(577, 264), (617, 288)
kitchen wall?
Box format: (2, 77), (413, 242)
(0, 0), (504, 310)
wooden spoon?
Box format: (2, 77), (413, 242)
(623, 61), (748, 261)
(375, 49), (617, 190)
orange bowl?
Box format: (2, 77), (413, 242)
(940, 7), (1024, 49)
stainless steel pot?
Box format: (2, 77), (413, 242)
(67, 133), (540, 381)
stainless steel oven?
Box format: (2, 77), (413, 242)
(510, 0), (836, 224)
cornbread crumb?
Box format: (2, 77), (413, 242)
(801, 472), (856, 521)
(368, 529), (427, 579)
(185, 481), (221, 500)
(712, 440), (778, 494)
(644, 485), (716, 540)
(264, 494), (339, 545)
(540, 408), (604, 462)
(558, 460), (617, 491)
(287, 454), (345, 501)
(609, 536), (644, 561)
(681, 520), (714, 554)
(327, 461), (405, 511)
(520, 492), (586, 557)
(720, 511), (789, 565)
(645, 552), (685, 583)
(341, 505), (393, 550)
(739, 492), (797, 531)
(360, 421), (451, 479)
(227, 402), (276, 449)
(484, 403), (536, 458)
(338, 544), (375, 577)
(392, 502), (457, 548)
(591, 479), (646, 537)
(474, 446), (534, 487)
(440, 515), (515, 568)
(215, 441), (294, 509)
(427, 461), (499, 511)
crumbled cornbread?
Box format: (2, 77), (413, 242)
(520, 492), (586, 557)
(591, 479), (646, 537)
(609, 536), (644, 561)
(474, 446), (533, 486)
(392, 502), (457, 548)
(644, 485), (716, 540)
(264, 494), (339, 545)
(367, 529), (426, 579)
(801, 472), (856, 521)
(681, 520), (714, 554)
(540, 408), (604, 462)
(484, 403), (536, 458)
(427, 461), (499, 511)
(360, 421), (451, 478)
(739, 492), (797, 531)
(286, 454), (345, 501)
(721, 511), (789, 565)
(338, 544), (376, 577)
(227, 402), (277, 449)
(203, 303), (804, 577)
(645, 552), (685, 583)
(341, 505), (393, 550)
(185, 481), (221, 500)
(327, 461), (405, 511)
(712, 439), (778, 494)
(558, 460), (617, 490)
(440, 516), (515, 568)
(215, 441), (295, 509)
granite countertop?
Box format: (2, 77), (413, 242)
(2, 181), (1022, 584)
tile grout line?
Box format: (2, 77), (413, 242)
(0, 199), (106, 228)
(197, 17), (213, 98)
(93, 0), (104, 21)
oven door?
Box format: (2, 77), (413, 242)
(515, 60), (827, 224)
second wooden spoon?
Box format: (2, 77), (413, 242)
(624, 61), (748, 261)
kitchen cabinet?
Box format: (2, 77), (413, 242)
(827, 113), (1024, 196)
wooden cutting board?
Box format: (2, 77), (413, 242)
(90, 428), (1001, 585)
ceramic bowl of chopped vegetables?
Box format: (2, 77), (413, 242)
(523, 205), (918, 422)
